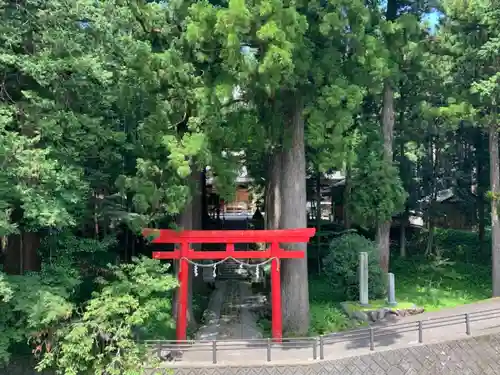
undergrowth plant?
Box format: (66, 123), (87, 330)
(0, 263), (79, 364)
(323, 233), (385, 301)
(0, 232), (178, 375)
(37, 257), (177, 375)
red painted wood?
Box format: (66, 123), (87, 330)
(143, 227), (316, 341)
(152, 250), (181, 259)
(177, 243), (189, 341)
(143, 228), (316, 244)
(270, 242), (282, 342)
(152, 249), (305, 260)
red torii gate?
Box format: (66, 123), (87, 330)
(142, 228), (316, 341)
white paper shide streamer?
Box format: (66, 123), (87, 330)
(181, 256), (276, 280)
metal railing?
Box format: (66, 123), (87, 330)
(145, 307), (500, 364)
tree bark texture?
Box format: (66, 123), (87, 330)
(191, 171), (206, 293)
(201, 168), (208, 230)
(398, 141), (408, 258)
(489, 124), (500, 296)
(3, 232), (41, 275)
(173, 184), (196, 329)
(265, 152), (282, 231)
(399, 208), (408, 258)
(343, 166), (352, 228)
(476, 129), (487, 244)
(377, 80), (395, 273)
(279, 97), (310, 335)
(425, 136), (439, 256)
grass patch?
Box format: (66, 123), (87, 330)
(258, 304), (365, 337)
(257, 277), (365, 337)
(308, 277), (366, 335)
(257, 317), (272, 337)
(309, 303), (366, 335)
(259, 257), (491, 338)
(305, 257), (491, 336)
(391, 258), (491, 311)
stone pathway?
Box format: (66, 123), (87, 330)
(194, 280), (264, 342)
(187, 217), (265, 350)
(217, 281), (263, 340)
(195, 281), (228, 341)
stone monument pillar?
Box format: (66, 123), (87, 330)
(359, 252), (369, 306)
(387, 272), (397, 306)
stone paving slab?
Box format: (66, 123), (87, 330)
(191, 280), (264, 339)
(196, 281), (228, 341)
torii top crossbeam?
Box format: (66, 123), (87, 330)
(143, 228), (316, 260)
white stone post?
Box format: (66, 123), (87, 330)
(387, 272), (397, 306)
(359, 252), (369, 306)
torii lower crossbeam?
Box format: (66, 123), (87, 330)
(143, 228), (315, 342)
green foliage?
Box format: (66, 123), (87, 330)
(1, 0), (499, 368)
(310, 304), (367, 335)
(307, 278), (366, 335)
(0, 273), (12, 303)
(0, 232), (117, 365)
(323, 234), (385, 301)
(307, 227), (358, 274)
(440, 0), (500, 115)
(0, 0), (220, 234)
(412, 228), (491, 265)
(259, 276), (367, 337)
(0, 275), (13, 363)
(40, 232), (118, 269)
(0, 230), (177, 374)
(348, 148), (407, 226)
(37, 257), (177, 375)
(307, 250), (491, 335)
(0, 265), (79, 364)
(0, 107), (88, 235)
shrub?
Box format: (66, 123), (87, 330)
(0, 273), (12, 303)
(323, 233), (385, 301)
(0, 231), (178, 374)
(309, 303), (365, 335)
(37, 256), (177, 375)
(0, 233), (116, 365)
(0, 265), (79, 365)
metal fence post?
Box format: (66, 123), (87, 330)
(312, 338), (318, 360)
(369, 327), (375, 351)
(319, 335), (324, 360)
(156, 342), (162, 359)
(465, 313), (471, 335)
(212, 340), (217, 364)
(418, 321), (423, 343)
(266, 338), (271, 362)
